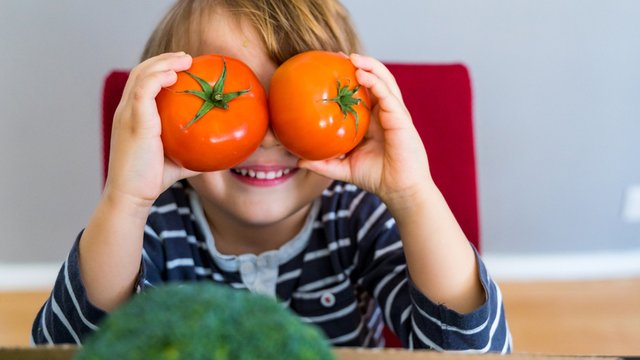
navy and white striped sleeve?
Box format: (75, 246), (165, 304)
(31, 234), (106, 345)
(354, 196), (511, 353)
(31, 230), (164, 345)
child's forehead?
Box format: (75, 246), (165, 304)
(193, 8), (276, 88)
(196, 9), (264, 58)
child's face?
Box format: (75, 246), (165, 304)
(187, 10), (332, 227)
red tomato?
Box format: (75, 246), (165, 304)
(268, 51), (371, 160)
(157, 54), (268, 171)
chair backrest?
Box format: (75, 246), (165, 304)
(384, 63), (479, 251)
(101, 64), (480, 251)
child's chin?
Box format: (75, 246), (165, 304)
(239, 207), (297, 226)
(234, 199), (310, 227)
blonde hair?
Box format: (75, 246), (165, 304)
(141, 0), (362, 65)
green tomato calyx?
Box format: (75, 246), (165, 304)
(323, 80), (367, 136)
(180, 58), (251, 128)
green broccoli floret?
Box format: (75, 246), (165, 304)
(76, 283), (335, 360)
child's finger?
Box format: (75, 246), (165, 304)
(128, 69), (179, 122)
(350, 53), (403, 100)
(298, 158), (352, 184)
(119, 54), (192, 132)
(123, 52), (192, 100)
(135, 52), (191, 78)
(355, 69), (409, 129)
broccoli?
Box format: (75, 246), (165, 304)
(76, 283), (335, 360)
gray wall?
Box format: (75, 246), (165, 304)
(1, 1), (638, 263)
(345, 0), (640, 254)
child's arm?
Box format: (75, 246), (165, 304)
(300, 54), (484, 314)
(79, 52), (195, 312)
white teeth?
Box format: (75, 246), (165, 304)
(232, 168), (292, 180)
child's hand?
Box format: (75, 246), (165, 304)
(299, 54), (433, 212)
(105, 52), (198, 207)
(300, 55), (485, 314)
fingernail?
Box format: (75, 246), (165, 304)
(350, 53), (363, 63)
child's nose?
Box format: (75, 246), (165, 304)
(260, 127), (282, 149)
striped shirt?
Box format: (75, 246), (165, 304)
(32, 181), (511, 352)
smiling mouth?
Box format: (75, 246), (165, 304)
(230, 167), (295, 180)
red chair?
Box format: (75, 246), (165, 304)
(385, 63), (479, 251)
(101, 63), (479, 347)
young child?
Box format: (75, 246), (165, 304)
(32, 0), (511, 352)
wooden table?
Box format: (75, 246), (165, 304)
(0, 347), (625, 360)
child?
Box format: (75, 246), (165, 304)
(32, 0), (511, 352)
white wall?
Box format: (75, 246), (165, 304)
(1, 1), (639, 265)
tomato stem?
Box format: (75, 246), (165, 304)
(179, 58), (251, 128)
(323, 80), (366, 136)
